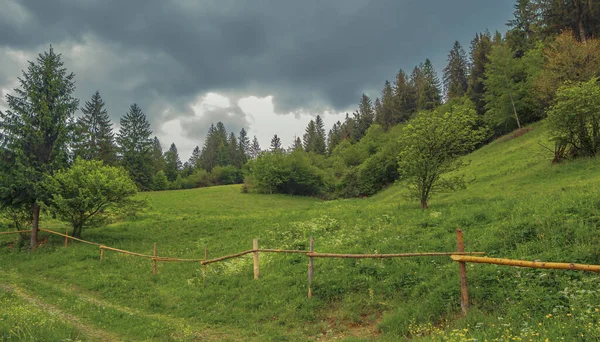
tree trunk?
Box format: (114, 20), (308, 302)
(30, 202), (40, 250)
(507, 91), (521, 129)
(421, 199), (428, 209)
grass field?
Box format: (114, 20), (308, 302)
(1, 121), (600, 341)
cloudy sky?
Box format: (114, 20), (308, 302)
(0, 0), (514, 160)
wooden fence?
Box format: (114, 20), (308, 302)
(2, 228), (599, 314)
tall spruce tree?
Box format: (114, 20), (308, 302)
(164, 142), (182, 182)
(291, 136), (304, 152)
(0, 47), (79, 248)
(73, 91), (117, 165)
(353, 94), (375, 141)
(327, 121), (343, 153)
(200, 122), (229, 171)
(151, 136), (166, 174)
(393, 69), (416, 123)
(443, 41), (469, 101)
(303, 120), (317, 152)
(270, 134), (282, 152)
(188, 145), (201, 169)
(117, 104), (154, 190)
(238, 128), (250, 165)
(314, 115), (327, 154)
(418, 59), (442, 111)
(467, 31), (494, 116)
(376, 81), (395, 130)
(250, 135), (261, 158)
(228, 132), (241, 167)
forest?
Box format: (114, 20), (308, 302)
(2, 0), (600, 245)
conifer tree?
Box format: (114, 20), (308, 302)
(250, 135), (261, 158)
(290, 136), (303, 152)
(418, 59), (442, 111)
(270, 134), (282, 152)
(73, 91), (117, 165)
(0, 46), (79, 248)
(327, 121), (343, 153)
(443, 41), (469, 101)
(393, 69), (417, 123)
(314, 115), (327, 154)
(164, 142), (182, 182)
(353, 94), (375, 141)
(188, 145), (201, 169)
(228, 132), (240, 167)
(238, 128), (250, 164)
(151, 136), (166, 173)
(303, 120), (317, 152)
(467, 31), (493, 116)
(116, 104), (154, 190)
(376, 81), (395, 130)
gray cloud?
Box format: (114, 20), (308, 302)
(1, 0), (513, 154)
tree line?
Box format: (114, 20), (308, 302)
(2, 0), (600, 248)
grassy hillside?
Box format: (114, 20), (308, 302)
(1, 121), (600, 341)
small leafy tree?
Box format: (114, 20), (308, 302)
(41, 158), (139, 237)
(398, 103), (488, 209)
(547, 77), (600, 159)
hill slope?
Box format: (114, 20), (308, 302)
(1, 121), (600, 341)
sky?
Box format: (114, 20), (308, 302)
(0, 0), (515, 160)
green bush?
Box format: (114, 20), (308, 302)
(246, 151), (328, 196)
(212, 165), (243, 185)
(547, 77), (600, 159)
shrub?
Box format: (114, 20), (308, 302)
(547, 77), (600, 159)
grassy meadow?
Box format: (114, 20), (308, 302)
(1, 121), (600, 341)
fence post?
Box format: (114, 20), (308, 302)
(456, 229), (469, 315)
(253, 238), (259, 280)
(153, 242), (157, 276)
(100, 245), (104, 261)
(203, 245), (208, 285)
(64, 227), (69, 248)
(308, 236), (314, 298)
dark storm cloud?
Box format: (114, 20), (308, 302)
(1, 0), (513, 123)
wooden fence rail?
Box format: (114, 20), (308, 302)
(5, 227), (600, 316)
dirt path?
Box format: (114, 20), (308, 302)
(0, 283), (122, 342)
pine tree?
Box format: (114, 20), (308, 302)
(164, 142), (182, 182)
(188, 145), (201, 169)
(314, 115), (327, 154)
(73, 91), (117, 165)
(290, 136), (303, 152)
(376, 81), (395, 129)
(393, 69), (417, 122)
(467, 31), (494, 116)
(214, 122), (229, 166)
(238, 128), (250, 165)
(250, 135), (261, 158)
(151, 137), (166, 173)
(443, 41), (469, 101)
(199, 122), (230, 171)
(228, 132), (240, 167)
(353, 94), (375, 140)
(116, 104), (154, 190)
(303, 120), (317, 152)
(418, 59), (442, 111)
(270, 134), (282, 152)
(0, 46), (79, 248)
(327, 121), (343, 153)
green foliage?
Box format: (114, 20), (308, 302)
(163, 143), (182, 182)
(3, 122), (600, 340)
(535, 31), (600, 109)
(72, 91), (118, 165)
(398, 102), (488, 208)
(151, 170), (169, 191)
(40, 158), (139, 237)
(467, 31), (493, 116)
(184, 168), (214, 188)
(212, 165), (243, 185)
(0, 46), (79, 248)
(116, 104), (154, 190)
(443, 41), (469, 100)
(547, 77), (600, 158)
(246, 151), (329, 196)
